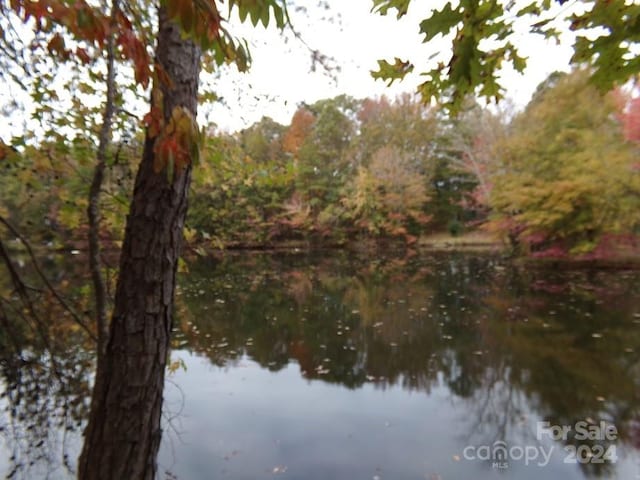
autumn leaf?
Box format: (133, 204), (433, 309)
(152, 106), (200, 180)
(47, 33), (69, 59)
(76, 47), (91, 64)
(371, 58), (414, 86)
(116, 30), (151, 87)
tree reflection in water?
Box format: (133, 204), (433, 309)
(176, 251), (640, 477)
(0, 253), (93, 479)
(1, 250), (639, 478)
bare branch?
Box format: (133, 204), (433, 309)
(0, 215), (97, 341)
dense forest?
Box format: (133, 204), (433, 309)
(2, 70), (639, 258)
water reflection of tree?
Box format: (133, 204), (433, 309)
(0, 343), (92, 479)
(177, 252), (446, 390)
(470, 266), (640, 477)
(178, 252), (640, 477)
(0, 252), (94, 478)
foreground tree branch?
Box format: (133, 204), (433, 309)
(87, 0), (120, 362)
(0, 216), (96, 340)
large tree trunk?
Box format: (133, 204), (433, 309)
(78, 9), (200, 479)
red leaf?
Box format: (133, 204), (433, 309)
(117, 30), (151, 87)
(47, 33), (69, 58)
(76, 46), (91, 64)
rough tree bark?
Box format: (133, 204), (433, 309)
(77, 8), (201, 479)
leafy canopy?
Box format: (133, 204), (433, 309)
(4, 0), (289, 94)
(372, 0), (640, 112)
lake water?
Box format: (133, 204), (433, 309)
(2, 251), (640, 479)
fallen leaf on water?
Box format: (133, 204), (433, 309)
(272, 465), (287, 474)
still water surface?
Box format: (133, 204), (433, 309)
(2, 251), (640, 479)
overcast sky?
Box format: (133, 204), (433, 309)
(201, 0), (576, 132)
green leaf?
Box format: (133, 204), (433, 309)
(273, 4), (285, 28)
(260, 5), (270, 28)
(516, 2), (540, 16)
(237, 5), (249, 23)
(371, 58), (414, 86)
(249, 6), (260, 26)
(371, 0), (411, 18)
(508, 45), (527, 73)
(419, 3), (463, 43)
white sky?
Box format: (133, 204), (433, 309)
(201, 0), (576, 132)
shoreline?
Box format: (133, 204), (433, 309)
(9, 231), (640, 269)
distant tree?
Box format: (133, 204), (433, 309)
(188, 129), (296, 246)
(240, 116), (287, 164)
(426, 154), (478, 231)
(432, 100), (511, 227)
(282, 106), (316, 158)
(490, 71), (640, 255)
(621, 97), (640, 145)
(355, 93), (437, 167)
(296, 96), (358, 213)
(443, 101), (510, 206)
(343, 145), (430, 239)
